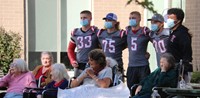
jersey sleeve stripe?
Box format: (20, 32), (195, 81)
(91, 26), (95, 32)
(120, 30), (125, 38)
(97, 29), (102, 37)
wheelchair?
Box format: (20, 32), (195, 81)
(130, 60), (188, 98)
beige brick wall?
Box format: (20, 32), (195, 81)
(185, 0), (200, 71)
(93, 0), (145, 73)
(0, 0), (25, 58)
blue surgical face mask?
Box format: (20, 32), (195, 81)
(151, 24), (159, 32)
(104, 22), (113, 29)
(167, 19), (175, 28)
(80, 19), (89, 26)
(129, 19), (137, 27)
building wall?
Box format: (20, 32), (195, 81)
(185, 0), (200, 71)
(0, 0), (25, 58)
(93, 0), (145, 72)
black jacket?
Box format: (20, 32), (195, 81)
(167, 25), (193, 71)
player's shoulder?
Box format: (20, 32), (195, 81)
(97, 28), (106, 37)
(70, 28), (80, 36)
(125, 26), (131, 30)
(119, 29), (126, 38)
(161, 28), (170, 36)
(141, 26), (151, 35)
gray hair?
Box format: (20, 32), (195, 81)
(161, 53), (175, 68)
(41, 51), (54, 64)
(51, 63), (70, 80)
(11, 58), (29, 72)
(106, 57), (118, 68)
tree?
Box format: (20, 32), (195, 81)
(0, 27), (22, 74)
(127, 0), (157, 13)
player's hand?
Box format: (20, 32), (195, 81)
(160, 63), (168, 72)
(145, 52), (150, 59)
(9, 68), (14, 75)
(72, 61), (79, 68)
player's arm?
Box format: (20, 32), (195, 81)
(67, 38), (78, 68)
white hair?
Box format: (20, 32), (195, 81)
(12, 58), (29, 72)
(106, 57), (118, 68)
(51, 63), (70, 80)
(41, 51), (54, 64)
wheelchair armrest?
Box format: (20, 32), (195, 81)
(42, 89), (58, 98)
(152, 87), (170, 91)
(152, 87), (171, 98)
(0, 87), (7, 90)
(24, 87), (45, 93)
(42, 88), (57, 94)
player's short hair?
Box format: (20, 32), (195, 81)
(130, 11), (141, 19)
(167, 8), (184, 24)
(80, 10), (92, 16)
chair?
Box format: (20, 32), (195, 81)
(130, 60), (182, 98)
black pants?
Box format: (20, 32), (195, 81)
(126, 65), (150, 91)
(74, 63), (87, 78)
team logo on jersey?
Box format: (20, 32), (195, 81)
(170, 35), (176, 42)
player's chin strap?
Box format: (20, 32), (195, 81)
(67, 41), (76, 65)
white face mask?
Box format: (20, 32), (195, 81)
(166, 19), (175, 28)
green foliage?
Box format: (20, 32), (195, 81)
(191, 72), (200, 83)
(127, 0), (157, 13)
(0, 27), (22, 74)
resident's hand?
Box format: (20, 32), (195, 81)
(9, 68), (14, 75)
(135, 85), (142, 95)
(160, 63), (169, 72)
(72, 61), (79, 68)
(86, 69), (95, 78)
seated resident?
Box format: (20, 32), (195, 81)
(0, 59), (36, 98)
(71, 49), (112, 88)
(37, 63), (70, 98)
(133, 53), (178, 98)
(32, 52), (53, 87)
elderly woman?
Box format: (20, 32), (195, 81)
(71, 49), (112, 88)
(133, 53), (178, 98)
(37, 63), (70, 98)
(32, 52), (53, 87)
(0, 58), (36, 98)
